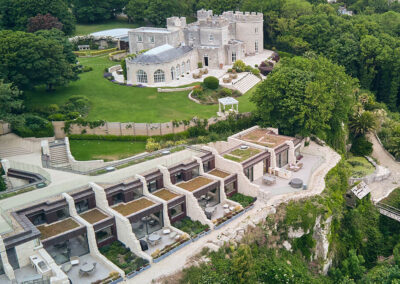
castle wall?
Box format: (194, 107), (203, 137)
(128, 30), (181, 54)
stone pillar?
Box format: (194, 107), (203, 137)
(1, 159), (10, 174)
(287, 141), (296, 165)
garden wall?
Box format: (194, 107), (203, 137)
(52, 116), (225, 139)
(0, 121), (10, 135)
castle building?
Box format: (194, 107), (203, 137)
(126, 10), (263, 85)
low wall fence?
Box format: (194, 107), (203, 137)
(157, 86), (195, 93)
(0, 121), (11, 135)
(52, 116), (226, 139)
(348, 156), (391, 185)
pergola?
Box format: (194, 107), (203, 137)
(218, 97), (239, 115)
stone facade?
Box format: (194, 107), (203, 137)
(126, 9), (263, 85)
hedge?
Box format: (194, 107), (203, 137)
(74, 47), (118, 57)
(68, 131), (189, 142)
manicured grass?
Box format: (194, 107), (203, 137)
(25, 55), (256, 123)
(69, 139), (146, 161)
(74, 18), (139, 35)
(347, 156), (375, 178)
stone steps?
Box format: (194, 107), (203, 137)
(233, 73), (261, 94)
(49, 144), (69, 165)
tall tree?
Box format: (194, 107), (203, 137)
(0, 81), (23, 123)
(0, 30), (77, 91)
(27, 13), (63, 33)
(251, 55), (357, 149)
(72, 0), (127, 23)
(0, 0), (75, 35)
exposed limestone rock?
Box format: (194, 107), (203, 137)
(283, 241), (292, 251)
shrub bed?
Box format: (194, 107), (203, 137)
(99, 241), (149, 274)
(74, 47), (118, 57)
(173, 217), (209, 237)
(228, 193), (256, 208)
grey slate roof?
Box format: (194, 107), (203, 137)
(128, 45), (193, 64)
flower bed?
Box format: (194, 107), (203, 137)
(92, 271), (122, 284)
(151, 235), (191, 262)
(99, 241), (149, 275)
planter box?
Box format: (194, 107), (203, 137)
(153, 239), (192, 263)
(191, 229), (211, 242)
(110, 277), (124, 284)
(126, 264), (151, 279)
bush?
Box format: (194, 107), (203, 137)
(351, 136), (373, 156)
(258, 61), (274, 76)
(192, 88), (204, 99)
(145, 138), (161, 152)
(218, 88), (232, 97)
(63, 96), (90, 116)
(82, 66), (93, 72)
(203, 76), (219, 90)
(13, 115), (54, 138)
(68, 132), (189, 142)
(251, 68), (260, 76)
(48, 113), (66, 121)
(198, 62), (203, 68)
(229, 193), (255, 207)
(233, 60), (246, 72)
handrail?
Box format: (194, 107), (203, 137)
(376, 202), (400, 216)
(232, 72), (250, 85)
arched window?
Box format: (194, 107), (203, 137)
(154, 69), (165, 83)
(187, 60), (190, 71)
(171, 67), (175, 80)
(176, 65), (181, 77)
(181, 62), (185, 74)
(136, 70), (147, 83)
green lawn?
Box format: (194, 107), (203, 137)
(74, 18), (139, 35)
(347, 156), (375, 178)
(69, 140), (146, 161)
(381, 188), (400, 208)
(25, 55), (256, 123)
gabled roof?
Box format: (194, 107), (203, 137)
(128, 44), (193, 64)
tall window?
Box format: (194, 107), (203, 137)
(244, 166), (254, 182)
(169, 203), (184, 219)
(277, 150), (288, 168)
(136, 70), (147, 83)
(176, 64), (181, 77)
(149, 36), (154, 43)
(95, 226), (113, 243)
(137, 35), (143, 42)
(171, 67), (175, 80)
(255, 40), (259, 53)
(154, 69), (165, 83)
(187, 59), (190, 70)
(75, 199), (89, 214)
(232, 51), (237, 63)
(209, 34), (214, 42)
(147, 180), (158, 193)
(192, 166), (199, 178)
(255, 27), (259, 34)
(181, 62), (185, 74)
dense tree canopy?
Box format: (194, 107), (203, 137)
(0, 30), (77, 91)
(72, 0), (127, 23)
(27, 13), (63, 33)
(0, 81), (23, 123)
(0, 0), (75, 35)
(251, 55), (357, 150)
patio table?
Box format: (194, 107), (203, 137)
(148, 233), (161, 242)
(80, 263), (95, 275)
(263, 175), (276, 185)
(163, 229), (171, 235)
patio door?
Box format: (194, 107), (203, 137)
(6, 247), (19, 270)
(263, 158), (270, 174)
(204, 56), (209, 67)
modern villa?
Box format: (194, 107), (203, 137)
(0, 126), (322, 283)
(126, 9), (264, 85)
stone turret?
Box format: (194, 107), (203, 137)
(167, 16), (187, 31)
(197, 9), (213, 20)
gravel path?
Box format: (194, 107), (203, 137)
(367, 134), (400, 202)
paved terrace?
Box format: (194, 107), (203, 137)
(0, 147), (206, 235)
(238, 128), (294, 148)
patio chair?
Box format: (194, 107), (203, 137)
(61, 262), (72, 273)
(70, 256), (79, 266)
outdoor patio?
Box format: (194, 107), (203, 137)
(13, 265), (47, 284)
(253, 153), (324, 196)
(141, 228), (180, 256)
(66, 254), (113, 284)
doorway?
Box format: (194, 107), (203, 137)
(204, 56), (209, 67)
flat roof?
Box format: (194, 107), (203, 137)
(152, 188), (180, 201)
(239, 128), (294, 148)
(177, 176), (214, 192)
(37, 218), (80, 240)
(0, 147), (208, 235)
(223, 146), (261, 163)
(132, 27), (171, 34)
(79, 208), (109, 224)
(91, 28), (132, 39)
(208, 169), (231, 178)
(112, 197), (156, 216)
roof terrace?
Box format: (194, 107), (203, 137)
(112, 197), (156, 217)
(177, 177), (214, 192)
(152, 188), (180, 201)
(239, 128), (293, 148)
(79, 208), (109, 224)
(223, 146), (261, 163)
(37, 218), (80, 240)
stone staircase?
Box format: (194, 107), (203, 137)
(0, 147), (32, 157)
(233, 73), (261, 94)
(49, 143), (71, 169)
